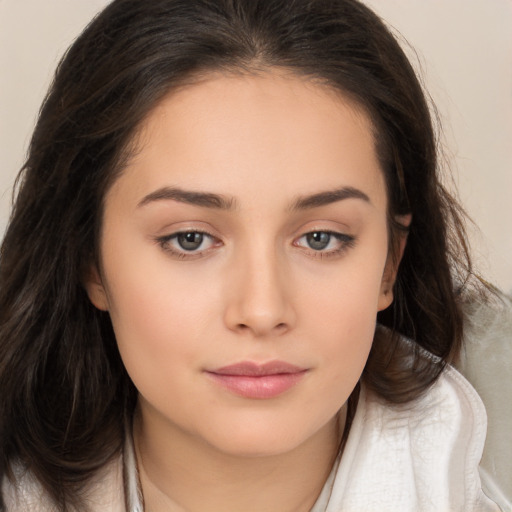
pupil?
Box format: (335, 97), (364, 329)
(307, 232), (330, 250)
(178, 232), (203, 251)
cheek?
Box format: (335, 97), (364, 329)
(105, 276), (217, 419)
(313, 291), (378, 372)
(101, 242), (223, 391)
(299, 253), (387, 374)
(109, 273), (213, 336)
(303, 251), (386, 325)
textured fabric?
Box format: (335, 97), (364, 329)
(2, 366), (502, 511)
(2, 456), (126, 511)
(311, 365), (501, 512)
(457, 298), (512, 511)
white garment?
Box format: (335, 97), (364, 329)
(309, 365), (502, 512)
(3, 366), (503, 511)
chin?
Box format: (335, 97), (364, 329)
(206, 431), (308, 459)
(198, 412), (337, 459)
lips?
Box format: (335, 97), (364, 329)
(205, 361), (308, 399)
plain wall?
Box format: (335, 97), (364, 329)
(1, 0), (511, 291)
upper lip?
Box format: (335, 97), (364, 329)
(209, 361), (306, 376)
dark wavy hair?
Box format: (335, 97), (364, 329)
(0, 0), (479, 509)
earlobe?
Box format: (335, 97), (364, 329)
(378, 213), (412, 311)
(83, 265), (109, 311)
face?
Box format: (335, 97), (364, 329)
(86, 71), (397, 457)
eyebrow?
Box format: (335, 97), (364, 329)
(138, 186), (237, 210)
(137, 185), (370, 211)
(289, 186), (371, 211)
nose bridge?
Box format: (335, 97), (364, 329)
(224, 235), (294, 336)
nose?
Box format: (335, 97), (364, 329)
(223, 245), (296, 338)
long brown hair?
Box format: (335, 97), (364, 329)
(0, 0), (480, 509)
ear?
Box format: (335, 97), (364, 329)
(378, 214), (412, 311)
(83, 265), (109, 311)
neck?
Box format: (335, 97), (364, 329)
(134, 404), (345, 512)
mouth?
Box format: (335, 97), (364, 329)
(205, 361), (308, 399)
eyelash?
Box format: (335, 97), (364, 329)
(155, 230), (220, 259)
(155, 229), (356, 260)
(293, 231), (356, 259)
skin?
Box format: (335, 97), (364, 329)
(86, 70), (404, 512)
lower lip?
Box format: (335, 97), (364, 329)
(206, 371), (307, 399)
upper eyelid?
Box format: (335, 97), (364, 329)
(293, 227), (353, 240)
(298, 229), (350, 236)
(157, 226), (352, 242)
(160, 229), (218, 244)
(293, 231), (356, 260)
(154, 221), (355, 245)
(290, 218), (353, 234)
(157, 225), (220, 240)
(167, 228), (215, 236)
(294, 230), (354, 244)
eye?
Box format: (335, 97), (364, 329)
(176, 232), (207, 251)
(157, 230), (219, 257)
(294, 230), (355, 257)
(305, 232), (331, 250)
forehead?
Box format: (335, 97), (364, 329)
(114, 70), (387, 212)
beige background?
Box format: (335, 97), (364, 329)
(1, 0), (511, 291)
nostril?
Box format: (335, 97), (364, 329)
(234, 322), (288, 335)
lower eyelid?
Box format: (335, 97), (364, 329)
(309, 238), (356, 257)
(156, 229), (355, 258)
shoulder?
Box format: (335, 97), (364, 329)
(326, 366), (502, 512)
(1, 456), (126, 512)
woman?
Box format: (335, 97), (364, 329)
(0, 0), (503, 510)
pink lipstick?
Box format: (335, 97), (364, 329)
(205, 361), (307, 399)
